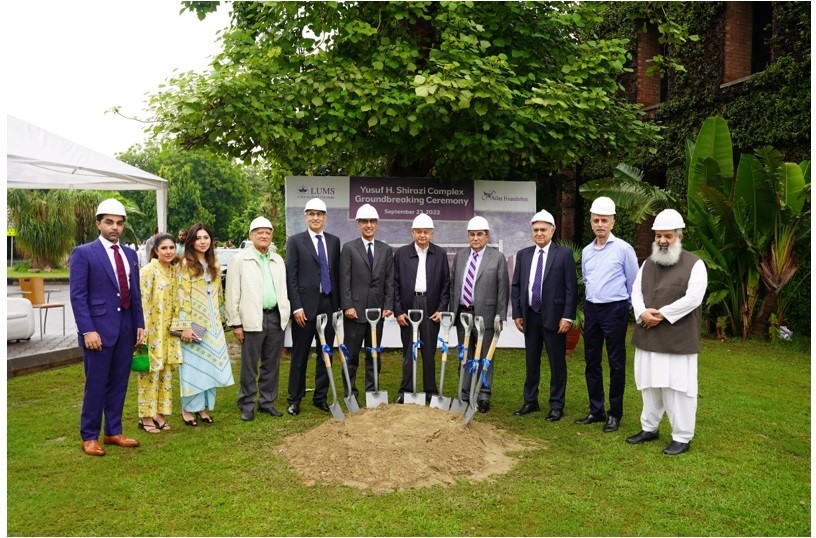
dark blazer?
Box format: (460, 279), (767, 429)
(70, 238), (145, 346)
(340, 238), (394, 323)
(450, 246), (509, 322)
(285, 230), (341, 317)
(511, 242), (577, 332)
(393, 242), (450, 316)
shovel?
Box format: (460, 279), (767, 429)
(404, 309), (426, 406)
(332, 311), (361, 414)
(449, 312), (473, 414)
(464, 315), (502, 426)
(364, 308), (388, 408)
(462, 316), (485, 425)
(315, 313), (345, 421)
(429, 311), (455, 410)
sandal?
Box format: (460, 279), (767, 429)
(181, 411), (198, 427)
(154, 417), (171, 431)
(138, 419), (161, 434)
(196, 411), (214, 424)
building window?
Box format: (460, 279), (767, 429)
(723, 1), (772, 84)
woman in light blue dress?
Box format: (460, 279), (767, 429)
(177, 223), (234, 426)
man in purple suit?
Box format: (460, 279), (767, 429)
(70, 198), (145, 456)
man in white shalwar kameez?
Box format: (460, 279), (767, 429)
(626, 209), (707, 456)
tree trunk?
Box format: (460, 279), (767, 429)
(751, 291), (780, 339)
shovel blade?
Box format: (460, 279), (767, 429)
(463, 403), (478, 425)
(449, 398), (468, 414)
(429, 395), (452, 410)
(329, 401), (345, 421)
(404, 392), (426, 406)
(365, 391), (388, 409)
(344, 395), (361, 414)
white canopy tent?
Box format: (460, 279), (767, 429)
(6, 115), (168, 232)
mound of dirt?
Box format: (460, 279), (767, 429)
(278, 404), (536, 493)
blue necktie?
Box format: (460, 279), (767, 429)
(531, 249), (544, 312)
(316, 235), (331, 294)
(367, 242), (374, 268)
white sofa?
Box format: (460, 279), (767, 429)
(7, 297), (35, 341)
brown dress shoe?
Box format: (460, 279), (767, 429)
(103, 434), (140, 448)
(81, 439), (106, 456)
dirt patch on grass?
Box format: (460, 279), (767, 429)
(279, 404), (535, 493)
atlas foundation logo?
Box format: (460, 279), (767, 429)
(481, 189), (530, 203)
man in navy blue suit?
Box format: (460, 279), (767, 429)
(70, 198), (145, 456)
(511, 210), (577, 421)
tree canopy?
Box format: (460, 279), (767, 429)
(149, 1), (659, 179)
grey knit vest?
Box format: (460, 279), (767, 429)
(632, 250), (703, 354)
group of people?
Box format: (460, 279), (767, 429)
(71, 195), (706, 458)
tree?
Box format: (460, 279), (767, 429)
(8, 190), (82, 269)
(117, 142), (253, 244)
(148, 1), (661, 180)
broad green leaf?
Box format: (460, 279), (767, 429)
(734, 154), (775, 239)
(688, 116), (733, 193)
(368, 116), (378, 127)
(311, 97), (323, 106)
(781, 162), (806, 215)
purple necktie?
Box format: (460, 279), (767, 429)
(531, 249), (544, 312)
(462, 252), (479, 307)
(111, 244), (131, 309)
(316, 235), (332, 294)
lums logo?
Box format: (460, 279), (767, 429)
(299, 186), (335, 195)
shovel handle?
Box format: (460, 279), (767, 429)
(365, 308), (382, 325)
(439, 311), (454, 334)
(474, 316), (485, 341)
(315, 314), (332, 368)
(332, 311), (344, 343)
(408, 309), (424, 327)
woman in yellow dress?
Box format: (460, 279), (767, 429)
(177, 223), (234, 426)
(137, 233), (182, 433)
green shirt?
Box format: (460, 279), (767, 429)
(253, 247), (277, 309)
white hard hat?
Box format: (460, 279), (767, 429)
(589, 196), (616, 216)
(530, 210), (555, 226)
(96, 198), (126, 217)
(304, 198), (327, 212)
(467, 216), (489, 231)
(412, 213), (434, 229)
(652, 209), (686, 230)
(355, 204), (380, 220)
(249, 216), (273, 233)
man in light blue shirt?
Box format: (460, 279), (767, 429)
(576, 197), (639, 433)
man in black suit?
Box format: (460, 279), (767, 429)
(511, 210), (577, 421)
(393, 213), (450, 403)
(285, 198), (341, 415)
(339, 203), (394, 401)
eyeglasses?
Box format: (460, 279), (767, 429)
(357, 219), (378, 225)
(306, 211), (326, 218)
(532, 227), (550, 233)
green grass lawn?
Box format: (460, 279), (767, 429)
(7, 333), (810, 536)
(7, 266), (70, 280)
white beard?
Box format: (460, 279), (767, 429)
(650, 240), (682, 266)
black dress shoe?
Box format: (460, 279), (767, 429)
(314, 401), (331, 413)
(603, 415), (620, 432)
(258, 406), (283, 417)
(545, 409), (563, 422)
(477, 400), (490, 413)
(240, 409), (255, 421)
(396, 394), (404, 404)
(575, 413), (607, 425)
(287, 403), (300, 416)
(513, 402), (540, 416)
(663, 440), (690, 455)
(625, 430), (659, 444)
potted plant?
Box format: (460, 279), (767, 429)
(561, 241), (584, 354)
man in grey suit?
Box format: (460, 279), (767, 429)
(450, 216), (509, 413)
(511, 210), (578, 421)
(339, 204), (394, 402)
(285, 198), (341, 416)
(393, 213), (450, 403)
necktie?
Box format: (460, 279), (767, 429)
(462, 252), (479, 307)
(111, 244), (131, 309)
(367, 242), (374, 268)
(531, 249), (544, 312)
(316, 235), (332, 294)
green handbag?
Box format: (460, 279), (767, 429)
(131, 345), (150, 373)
